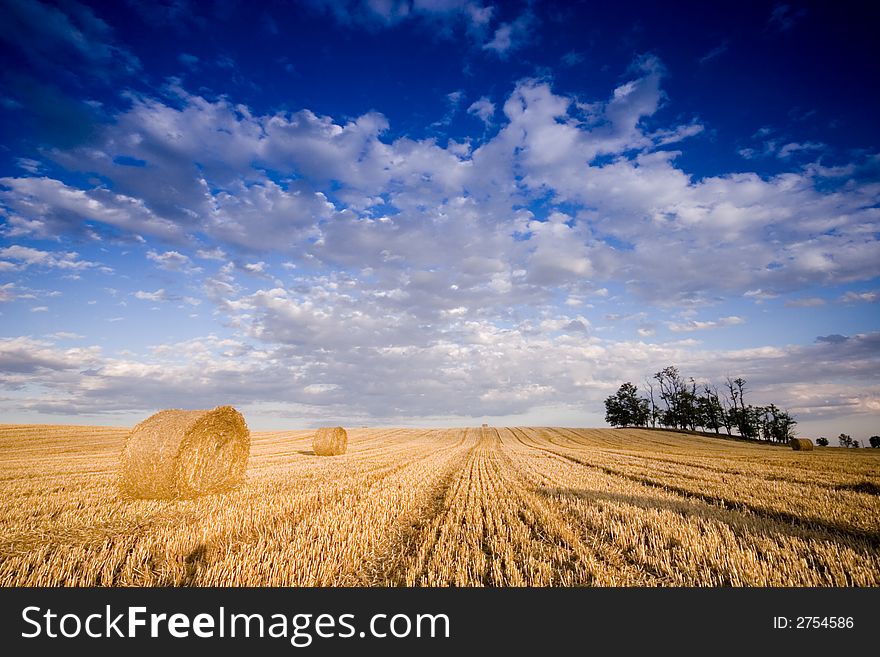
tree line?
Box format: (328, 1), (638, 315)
(818, 434), (880, 448)
(603, 366), (797, 442)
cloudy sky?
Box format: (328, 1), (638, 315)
(0, 0), (878, 437)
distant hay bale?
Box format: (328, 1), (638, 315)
(313, 426), (348, 456)
(481, 423), (489, 428)
(119, 406), (250, 499)
(789, 438), (814, 451)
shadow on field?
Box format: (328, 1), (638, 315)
(297, 449), (316, 456)
(835, 481), (880, 496)
(183, 543), (208, 585)
(535, 485), (880, 550)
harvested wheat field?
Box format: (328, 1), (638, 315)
(0, 424), (878, 587)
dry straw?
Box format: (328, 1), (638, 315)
(313, 426), (348, 456)
(789, 438), (814, 451)
(119, 405), (250, 499)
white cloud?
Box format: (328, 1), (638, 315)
(525, 212), (593, 285)
(134, 289), (168, 302)
(3, 57), (876, 307)
(0, 176), (185, 241)
(47, 331), (83, 340)
(777, 141), (825, 158)
(668, 316), (745, 332)
(16, 158), (41, 174)
(207, 180), (333, 251)
(196, 247), (227, 261)
(482, 12), (533, 55)
(0, 283), (16, 302)
(1, 57), (876, 313)
(0, 245), (97, 271)
(146, 249), (196, 272)
(744, 288), (778, 302)
(3, 324), (877, 436)
(0, 336), (101, 374)
(1, 55), (878, 433)
(467, 96), (495, 124)
(839, 290), (877, 303)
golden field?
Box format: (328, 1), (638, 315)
(0, 424), (878, 587)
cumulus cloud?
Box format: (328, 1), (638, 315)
(1, 55), (878, 431)
(146, 249), (197, 272)
(4, 324), (878, 432)
(3, 57), (877, 305)
(0, 245), (97, 271)
(467, 96), (495, 124)
(839, 290), (877, 303)
(0, 336), (101, 375)
(196, 247), (227, 261)
(0, 177), (185, 241)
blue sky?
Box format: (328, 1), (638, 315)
(0, 0), (878, 438)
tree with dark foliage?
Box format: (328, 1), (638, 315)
(604, 382), (650, 428)
(604, 366), (798, 443)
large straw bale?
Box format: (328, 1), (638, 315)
(313, 426), (348, 456)
(119, 405), (250, 499)
(789, 438), (814, 451)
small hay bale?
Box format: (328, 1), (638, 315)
(481, 423), (489, 428)
(313, 426), (348, 456)
(119, 406), (250, 499)
(789, 438), (814, 451)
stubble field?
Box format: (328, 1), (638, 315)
(1, 424), (878, 587)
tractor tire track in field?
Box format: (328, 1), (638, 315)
(503, 427), (880, 586)
(546, 427), (866, 493)
(382, 427), (657, 586)
(512, 427), (880, 553)
(1, 424), (878, 586)
(502, 427), (668, 584)
(550, 428), (880, 548)
(198, 428), (473, 586)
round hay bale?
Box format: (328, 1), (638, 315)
(313, 426), (348, 456)
(789, 438), (814, 451)
(119, 406), (250, 499)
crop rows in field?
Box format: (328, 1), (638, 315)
(0, 424), (878, 586)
